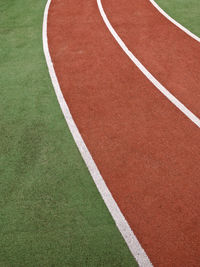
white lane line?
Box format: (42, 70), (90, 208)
(43, 1), (153, 266)
(97, 0), (200, 128)
(149, 0), (200, 43)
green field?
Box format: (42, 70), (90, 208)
(155, 0), (200, 37)
(0, 0), (199, 266)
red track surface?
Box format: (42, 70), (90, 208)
(102, 0), (200, 118)
(47, 0), (200, 266)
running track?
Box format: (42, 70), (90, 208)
(46, 0), (200, 266)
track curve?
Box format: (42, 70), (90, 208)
(47, 0), (200, 266)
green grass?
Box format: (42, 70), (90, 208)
(155, 0), (200, 37)
(0, 0), (137, 266)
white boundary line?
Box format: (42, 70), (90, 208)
(97, 0), (200, 128)
(149, 0), (200, 43)
(43, 0), (153, 266)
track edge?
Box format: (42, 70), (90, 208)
(42, 1), (153, 266)
(149, 0), (200, 43)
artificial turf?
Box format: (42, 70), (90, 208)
(155, 0), (200, 37)
(0, 0), (137, 266)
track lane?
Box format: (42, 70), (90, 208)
(48, 0), (200, 266)
(97, 0), (200, 128)
(101, 0), (200, 118)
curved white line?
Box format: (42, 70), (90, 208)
(149, 0), (200, 43)
(97, 0), (200, 128)
(43, 1), (153, 266)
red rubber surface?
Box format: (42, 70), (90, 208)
(47, 0), (200, 266)
(102, 0), (200, 118)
